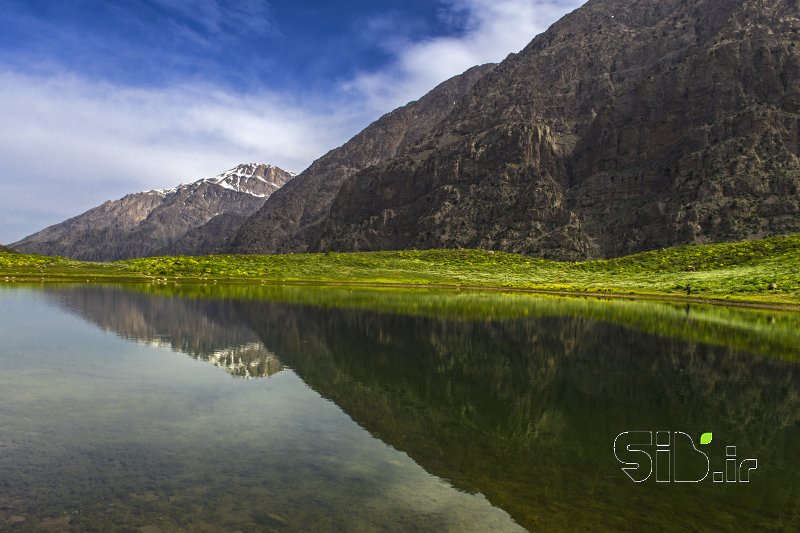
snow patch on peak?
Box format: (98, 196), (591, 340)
(220, 163), (296, 178)
(145, 163), (294, 200)
(196, 163), (295, 197)
(144, 187), (177, 196)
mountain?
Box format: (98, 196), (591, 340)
(0, 244), (16, 253)
(13, 164), (294, 261)
(232, 64), (495, 253)
(236, 0), (800, 260)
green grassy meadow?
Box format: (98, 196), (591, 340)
(1, 233), (799, 306)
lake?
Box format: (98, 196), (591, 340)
(0, 284), (798, 531)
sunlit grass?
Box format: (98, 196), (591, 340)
(1, 233), (799, 305)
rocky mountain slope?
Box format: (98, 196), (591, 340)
(13, 164), (293, 260)
(0, 245), (16, 253)
(232, 64), (495, 253)
(160, 212), (251, 256)
(236, 0), (800, 259)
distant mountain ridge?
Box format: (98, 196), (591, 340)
(13, 164), (294, 261)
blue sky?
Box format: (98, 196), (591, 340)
(0, 0), (582, 244)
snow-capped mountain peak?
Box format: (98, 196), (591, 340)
(13, 162), (295, 260)
(145, 163), (295, 198)
(202, 163), (295, 198)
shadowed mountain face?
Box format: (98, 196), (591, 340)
(38, 285), (800, 531)
(236, 0), (800, 259)
(0, 245), (16, 253)
(232, 65), (496, 254)
(158, 212), (250, 256)
(13, 164), (294, 261)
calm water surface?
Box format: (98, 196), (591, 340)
(0, 284), (798, 532)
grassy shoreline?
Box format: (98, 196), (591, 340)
(2, 234), (799, 308)
(29, 282), (799, 361)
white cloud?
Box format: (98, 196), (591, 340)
(0, 0), (584, 244)
(0, 70), (360, 243)
(345, 0), (584, 113)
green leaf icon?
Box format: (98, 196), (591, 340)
(700, 432), (713, 445)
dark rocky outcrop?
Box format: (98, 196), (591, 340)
(13, 164), (293, 260)
(237, 0), (800, 259)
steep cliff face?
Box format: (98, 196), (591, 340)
(13, 164), (294, 260)
(251, 0), (800, 259)
(232, 64), (496, 253)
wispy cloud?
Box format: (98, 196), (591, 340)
(0, 70), (359, 243)
(142, 0), (275, 38)
(345, 0), (584, 113)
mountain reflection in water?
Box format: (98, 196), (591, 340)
(46, 285), (284, 378)
(20, 285), (800, 531)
